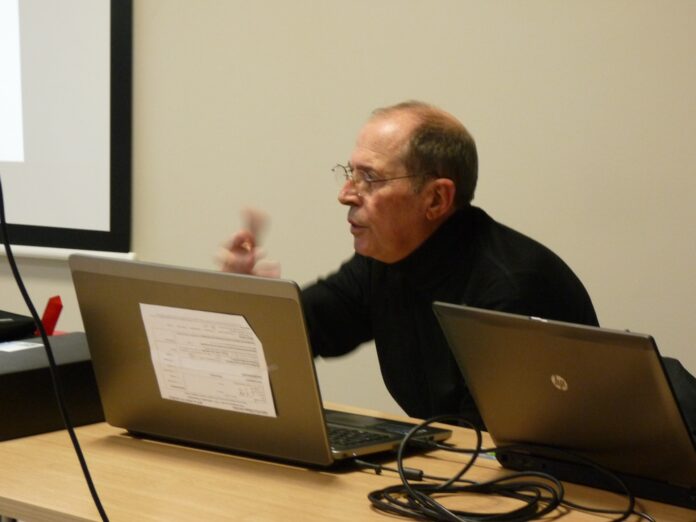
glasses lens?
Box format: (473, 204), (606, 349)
(333, 165), (349, 186)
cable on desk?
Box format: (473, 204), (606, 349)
(0, 175), (110, 522)
(357, 414), (655, 522)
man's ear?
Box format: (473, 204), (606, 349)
(424, 178), (456, 221)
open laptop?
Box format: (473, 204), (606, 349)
(68, 255), (450, 467)
(432, 302), (696, 508)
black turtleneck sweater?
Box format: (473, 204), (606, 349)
(301, 206), (598, 428)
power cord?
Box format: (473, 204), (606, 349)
(355, 414), (656, 522)
(0, 175), (109, 521)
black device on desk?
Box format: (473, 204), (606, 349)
(433, 302), (696, 509)
(0, 332), (105, 441)
(0, 309), (35, 342)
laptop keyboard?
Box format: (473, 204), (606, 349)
(328, 425), (393, 448)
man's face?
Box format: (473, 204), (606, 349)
(338, 113), (434, 264)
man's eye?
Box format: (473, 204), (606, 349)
(361, 170), (380, 183)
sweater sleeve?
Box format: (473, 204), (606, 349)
(300, 255), (374, 357)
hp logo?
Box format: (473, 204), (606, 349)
(550, 374), (568, 391)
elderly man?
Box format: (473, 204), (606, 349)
(220, 101), (598, 429)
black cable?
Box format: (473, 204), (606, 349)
(358, 414), (654, 522)
(402, 438), (651, 520)
(490, 442), (636, 521)
(0, 175), (109, 521)
(364, 415), (563, 521)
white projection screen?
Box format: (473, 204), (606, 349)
(0, 0), (131, 253)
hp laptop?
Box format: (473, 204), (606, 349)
(68, 255), (450, 467)
(432, 302), (696, 508)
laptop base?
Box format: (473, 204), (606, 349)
(497, 448), (696, 510)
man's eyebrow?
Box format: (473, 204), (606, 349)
(349, 161), (377, 174)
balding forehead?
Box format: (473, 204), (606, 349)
(367, 111), (423, 156)
(372, 102), (466, 136)
(361, 113), (417, 148)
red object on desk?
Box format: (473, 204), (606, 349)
(35, 295), (63, 336)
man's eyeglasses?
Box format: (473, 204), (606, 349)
(332, 164), (417, 194)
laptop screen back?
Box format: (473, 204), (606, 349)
(432, 302), (696, 489)
(70, 255), (335, 465)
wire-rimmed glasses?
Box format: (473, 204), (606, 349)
(332, 163), (417, 195)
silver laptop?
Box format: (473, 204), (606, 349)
(68, 255), (450, 467)
(432, 302), (696, 508)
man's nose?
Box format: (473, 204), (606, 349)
(338, 180), (361, 205)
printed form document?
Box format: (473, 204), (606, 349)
(140, 303), (277, 417)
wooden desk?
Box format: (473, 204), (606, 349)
(0, 408), (693, 521)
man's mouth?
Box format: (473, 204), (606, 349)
(348, 219), (365, 234)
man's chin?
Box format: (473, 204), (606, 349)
(354, 243), (394, 263)
(353, 239), (373, 259)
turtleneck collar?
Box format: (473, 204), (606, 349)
(383, 205), (481, 288)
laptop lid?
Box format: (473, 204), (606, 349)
(69, 255), (449, 467)
(432, 302), (696, 498)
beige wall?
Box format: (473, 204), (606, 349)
(2, 0), (695, 414)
